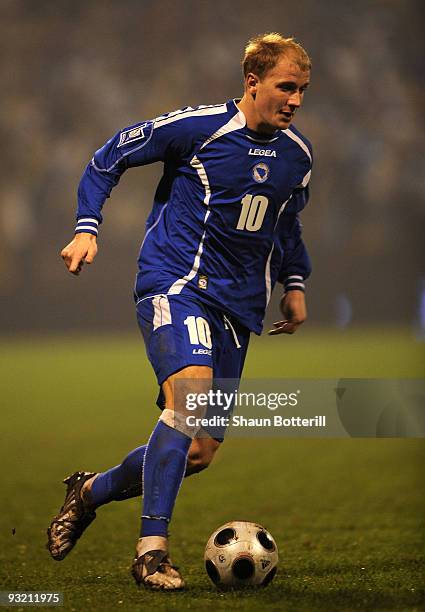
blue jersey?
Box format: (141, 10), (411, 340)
(76, 100), (312, 334)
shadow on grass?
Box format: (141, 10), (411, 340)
(183, 582), (424, 610)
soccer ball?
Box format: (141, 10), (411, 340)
(204, 521), (278, 589)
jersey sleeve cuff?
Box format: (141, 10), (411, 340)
(74, 218), (99, 236)
(283, 275), (305, 292)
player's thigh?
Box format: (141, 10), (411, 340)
(162, 364), (213, 411)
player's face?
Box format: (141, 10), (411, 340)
(248, 55), (310, 134)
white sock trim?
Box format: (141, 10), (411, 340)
(136, 535), (168, 557)
(160, 407), (201, 439)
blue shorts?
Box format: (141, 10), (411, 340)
(136, 293), (250, 439)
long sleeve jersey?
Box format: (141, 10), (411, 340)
(76, 99), (312, 334)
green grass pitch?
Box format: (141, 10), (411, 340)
(0, 329), (424, 610)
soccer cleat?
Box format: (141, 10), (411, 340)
(46, 471), (97, 561)
(131, 550), (185, 591)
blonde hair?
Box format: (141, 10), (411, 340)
(242, 32), (311, 79)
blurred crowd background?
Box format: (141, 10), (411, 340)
(1, 0), (423, 334)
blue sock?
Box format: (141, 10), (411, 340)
(141, 420), (191, 538)
(90, 445), (147, 506)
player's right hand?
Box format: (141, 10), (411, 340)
(60, 233), (98, 276)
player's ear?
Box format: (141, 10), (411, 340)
(245, 73), (259, 99)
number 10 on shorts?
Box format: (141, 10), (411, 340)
(184, 316), (212, 348)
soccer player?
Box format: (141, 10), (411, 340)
(47, 33), (312, 590)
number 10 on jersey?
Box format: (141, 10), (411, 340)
(236, 194), (269, 232)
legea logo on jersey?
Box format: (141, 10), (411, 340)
(248, 148), (276, 157)
(253, 162), (270, 183)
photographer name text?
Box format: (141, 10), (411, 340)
(186, 415), (326, 428)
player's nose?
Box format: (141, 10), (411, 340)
(287, 90), (302, 108)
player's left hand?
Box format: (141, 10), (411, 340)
(268, 290), (307, 335)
